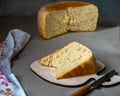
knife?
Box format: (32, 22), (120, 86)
(70, 69), (117, 96)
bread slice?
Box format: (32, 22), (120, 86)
(39, 42), (97, 79)
(37, 1), (98, 39)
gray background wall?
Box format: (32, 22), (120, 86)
(0, 0), (99, 16)
(0, 0), (120, 23)
(0, 0), (67, 16)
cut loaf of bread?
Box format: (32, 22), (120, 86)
(37, 1), (98, 39)
(39, 42), (97, 79)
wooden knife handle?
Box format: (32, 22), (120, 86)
(70, 85), (91, 96)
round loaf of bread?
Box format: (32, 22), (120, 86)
(39, 42), (97, 79)
(37, 1), (98, 39)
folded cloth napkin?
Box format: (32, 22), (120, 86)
(0, 29), (30, 96)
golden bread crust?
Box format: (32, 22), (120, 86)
(37, 10), (47, 39)
(44, 1), (90, 12)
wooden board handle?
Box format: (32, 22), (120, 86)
(70, 85), (91, 96)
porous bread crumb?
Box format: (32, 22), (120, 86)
(39, 42), (97, 79)
(37, 1), (98, 39)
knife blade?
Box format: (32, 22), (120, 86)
(70, 69), (117, 96)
